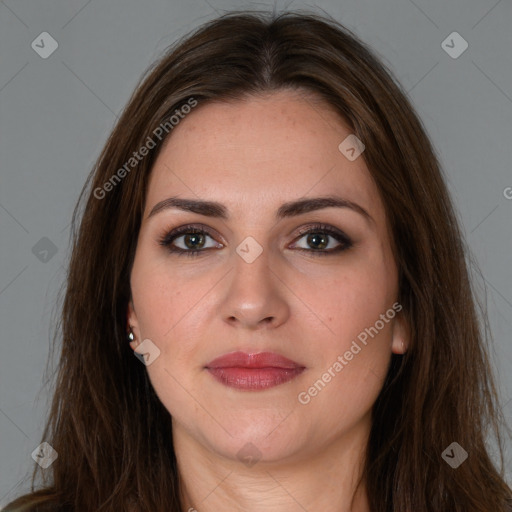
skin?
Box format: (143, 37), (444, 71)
(127, 89), (409, 512)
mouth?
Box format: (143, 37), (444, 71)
(204, 351), (306, 391)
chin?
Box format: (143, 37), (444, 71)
(199, 415), (309, 465)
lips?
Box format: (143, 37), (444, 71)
(205, 351), (305, 390)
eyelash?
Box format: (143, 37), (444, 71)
(158, 223), (353, 257)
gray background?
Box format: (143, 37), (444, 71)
(1, 0), (511, 505)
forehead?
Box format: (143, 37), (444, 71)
(145, 90), (382, 221)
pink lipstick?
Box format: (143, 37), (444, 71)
(205, 351), (305, 390)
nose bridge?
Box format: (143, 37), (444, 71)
(231, 234), (272, 295)
(220, 234), (288, 328)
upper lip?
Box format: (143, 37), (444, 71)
(205, 351), (304, 369)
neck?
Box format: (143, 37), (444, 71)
(174, 418), (372, 512)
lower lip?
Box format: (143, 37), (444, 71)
(206, 367), (305, 390)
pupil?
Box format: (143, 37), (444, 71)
(185, 233), (204, 249)
(308, 233), (327, 250)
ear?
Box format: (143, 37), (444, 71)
(391, 310), (410, 355)
(127, 299), (140, 351)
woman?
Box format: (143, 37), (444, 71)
(4, 10), (511, 512)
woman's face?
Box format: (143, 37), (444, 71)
(128, 90), (408, 464)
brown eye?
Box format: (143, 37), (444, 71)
(159, 225), (223, 257)
(291, 224), (353, 256)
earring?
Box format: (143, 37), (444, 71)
(128, 326), (135, 343)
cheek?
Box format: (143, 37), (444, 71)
(130, 255), (210, 416)
(130, 250), (217, 364)
(298, 255), (396, 348)
(131, 243), (189, 333)
(298, 258), (397, 415)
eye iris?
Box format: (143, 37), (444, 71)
(307, 233), (328, 250)
(184, 233), (205, 249)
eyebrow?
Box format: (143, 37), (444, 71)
(147, 195), (373, 223)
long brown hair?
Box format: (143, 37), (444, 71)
(4, 10), (511, 512)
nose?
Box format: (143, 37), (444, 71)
(219, 245), (290, 331)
